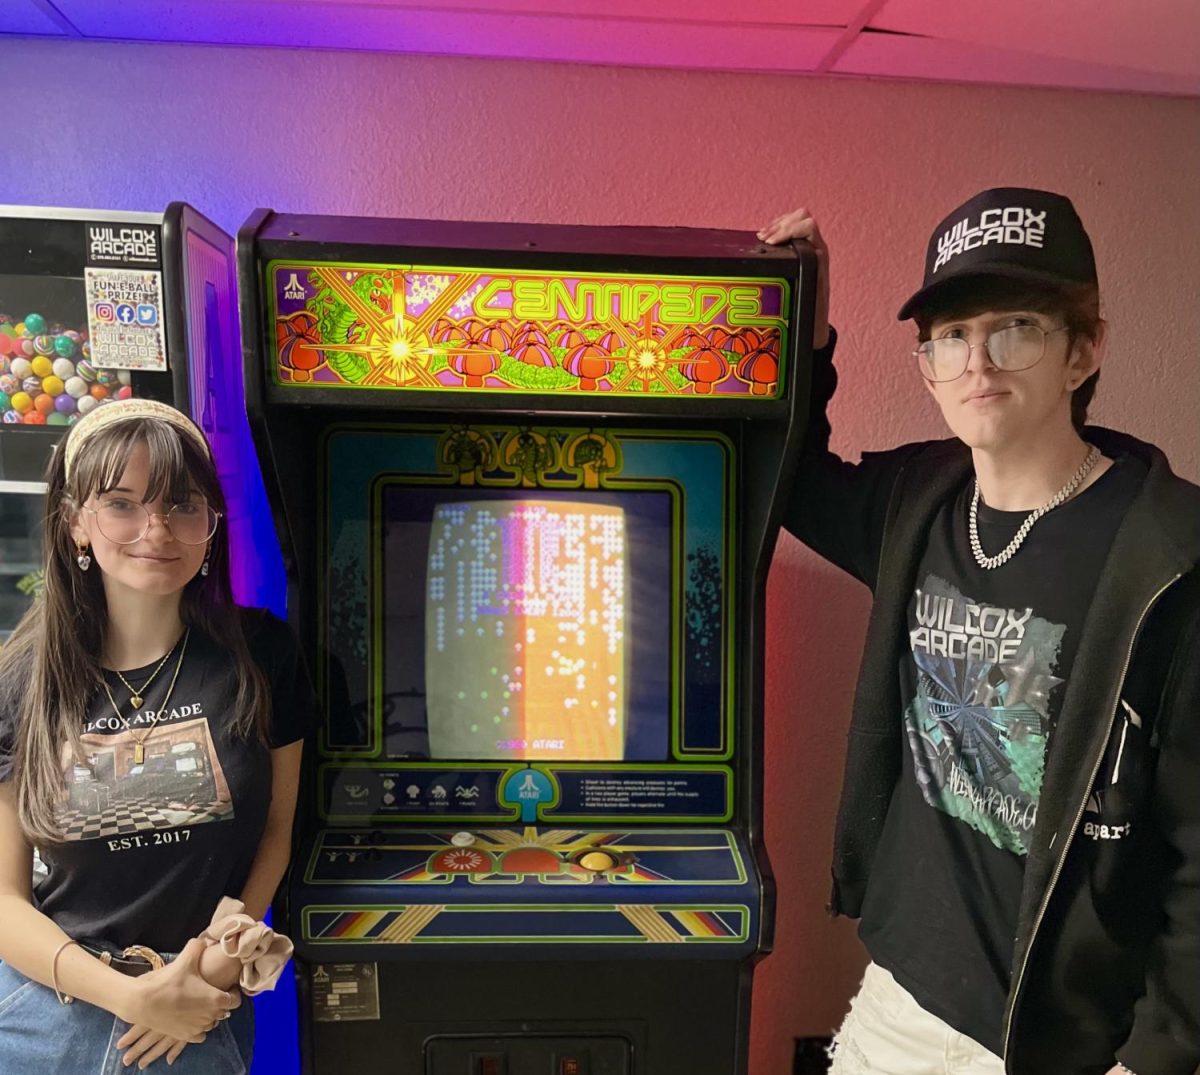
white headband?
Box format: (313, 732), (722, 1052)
(63, 398), (212, 483)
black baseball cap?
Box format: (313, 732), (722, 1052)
(897, 187), (1098, 321)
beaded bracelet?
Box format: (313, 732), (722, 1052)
(51, 938), (79, 1005)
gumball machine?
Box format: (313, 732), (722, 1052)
(0, 205), (284, 640)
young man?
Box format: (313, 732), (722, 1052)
(759, 189), (1200, 1075)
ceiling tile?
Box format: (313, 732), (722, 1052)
(834, 30), (1200, 95)
(0, 0), (73, 35)
(210, 0), (865, 25)
(13, 0), (1198, 96)
(871, 0), (1200, 80)
(50, 1), (843, 72)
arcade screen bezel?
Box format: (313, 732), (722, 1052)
(316, 422), (739, 825)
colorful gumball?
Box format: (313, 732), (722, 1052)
(0, 374), (18, 395)
(22, 410), (46, 425)
(0, 391), (9, 411)
(54, 393), (76, 414)
(11, 391), (33, 414)
(89, 384), (109, 401)
(22, 376), (42, 395)
(0, 332), (13, 355)
(94, 370), (116, 387)
(23, 313), (47, 335)
(53, 334), (76, 358)
(33, 335), (54, 357)
(3, 410), (21, 424)
(80, 340), (91, 360)
(34, 393), (55, 416)
(67, 413), (81, 425)
(52, 357), (75, 379)
(76, 394), (99, 416)
(13, 322), (27, 337)
(41, 374), (64, 397)
(116, 385), (133, 400)
(117, 369), (132, 386)
(31, 355), (54, 378)
(76, 358), (97, 381)
(9, 357), (32, 380)
(47, 412), (69, 427)
(64, 376), (88, 398)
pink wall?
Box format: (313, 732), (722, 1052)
(4, 38), (1197, 1073)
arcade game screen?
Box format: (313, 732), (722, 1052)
(377, 486), (673, 763)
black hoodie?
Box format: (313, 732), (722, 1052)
(784, 331), (1200, 1075)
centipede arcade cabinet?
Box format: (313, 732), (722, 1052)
(239, 213), (815, 1075)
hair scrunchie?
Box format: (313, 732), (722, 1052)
(202, 897), (294, 996)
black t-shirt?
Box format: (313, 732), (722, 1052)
(0, 609), (315, 953)
(859, 453), (1145, 1054)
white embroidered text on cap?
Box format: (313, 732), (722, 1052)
(933, 207), (1047, 273)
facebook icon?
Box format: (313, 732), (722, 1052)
(116, 304), (136, 324)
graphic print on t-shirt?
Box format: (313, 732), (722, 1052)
(905, 574), (1064, 855)
(57, 716), (234, 842)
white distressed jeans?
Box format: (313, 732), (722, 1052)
(828, 963), (1007, 1075)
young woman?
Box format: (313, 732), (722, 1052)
(760, 190), (1200, 1075)
(0, 398), (314, 1072)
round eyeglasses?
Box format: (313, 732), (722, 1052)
(82, 499), (221, 546)
(914, 324), (1069, 383)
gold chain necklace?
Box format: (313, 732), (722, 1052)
(101, 629), (190, 765)
(111, 638), (178, 710)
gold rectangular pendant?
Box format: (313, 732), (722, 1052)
(133, 742), (145, 765)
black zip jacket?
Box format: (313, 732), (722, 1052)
(783, 331), (1200, 1075)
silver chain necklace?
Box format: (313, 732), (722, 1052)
(969, 445), (1102, 570)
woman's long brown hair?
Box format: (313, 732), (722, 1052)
(0, 416), (270, 845)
